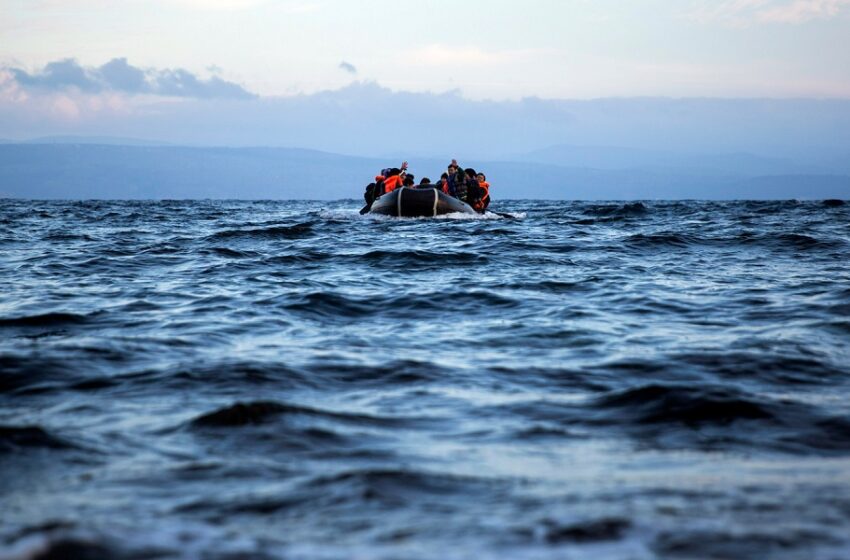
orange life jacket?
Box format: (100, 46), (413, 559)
(383, 175), (402, 193)
(472, 181), (490, 212)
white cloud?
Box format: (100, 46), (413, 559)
(6, 58), (257, 99)
(0, 69), (28, 103)
(759, 0), (850, 22)
(50, 95), (80, 120)
(689, 0), (850, 26)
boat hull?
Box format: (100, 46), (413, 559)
(369, 187), (476, 217)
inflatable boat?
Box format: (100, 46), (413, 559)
(367, 187), (477, 217)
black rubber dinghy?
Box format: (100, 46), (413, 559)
(368, 187), (477, 217)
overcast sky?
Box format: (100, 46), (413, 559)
(3, 0), (850, 100)
(2, 0), (850, 160)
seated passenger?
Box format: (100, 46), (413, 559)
(403, 173), (415, 187)
(418, 177), (431, 187)
(453, 167), (480, 203)
(472, 172), (490, 212)
(364, 174), (384, 204)
(446, 159), (466, 200)
(382, 168), (404, 194)
(437, 172), (449, 194)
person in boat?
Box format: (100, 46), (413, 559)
(451, 166), (481, 203)
(460, 167), (480, 205)
(403, 173), (416, 187)
(418, 177), (431, 187)
(436, 172), (450, 194)
(363, 174), (384, 207)
(382, 168), (402, 194)
(380, 161), (409, 195)
(471, 172), (490, 212)
(446, 159), (468, 201)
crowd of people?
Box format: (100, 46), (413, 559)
(363, 159), (491, 213)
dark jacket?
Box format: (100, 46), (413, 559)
(364, 182), (376, 204)
(448, 172), (470, 201)
(466, 178), (484, 203)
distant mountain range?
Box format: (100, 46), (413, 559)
(4, 135), (173, 146)
(518, 144), (826, 175)
(0, 142), (847, 200)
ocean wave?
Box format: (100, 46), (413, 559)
(4, 199), (850, 559)
(653, 527), (841, 558)
(623, 232), (700, 249)
(281, 290), (520, 320)
(190, 400), (406, 429)
(297, 468), (501, 511)
(583, 202), (648, 218)
(588, 384), (850, 454)
(0, 311), (91, 328)
(304, 359), (442, 386)
(591, 384), (773, 426)
(738, 231), (847, 251)
(0, 425), (76, 452)
(205, 221), (316, 240)
(671, 351), (848, 385)
(358, 249), (487, 265)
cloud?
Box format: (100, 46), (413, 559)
(0, 69), (28, 103)
(758, 0), (850, 22)
(688, 0), (850, 26)
(11, 59), (100, 93)
(99, 58), (148, 92)
(5, 58), (256, 99)
(338, 61), (357, 75)
(50, 95), (81, 120)
(151, 68), (256, 99)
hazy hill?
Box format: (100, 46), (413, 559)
(0, 144), (847, 200)
(4, 87), (850, 163)
(24, 136), (173, 147)
(518, 145), (820, 176)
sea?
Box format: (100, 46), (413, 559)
(2, 199), (850, 560)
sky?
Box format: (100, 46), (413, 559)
(2, 0), (850, 100)
(1, 0), (850, 159)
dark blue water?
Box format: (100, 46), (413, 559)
(2, 199), (850, 559)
